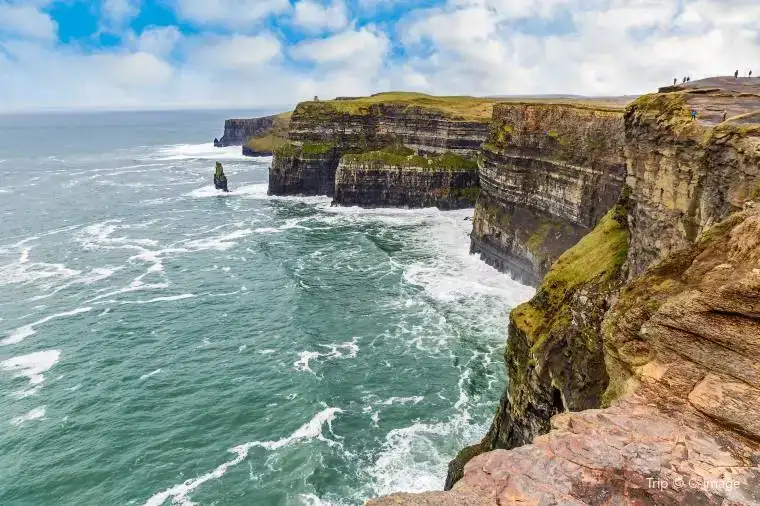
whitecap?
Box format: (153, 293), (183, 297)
(143, 407), (343, 506)
(150, 143), (254, 162)
(10, 407), (46, 427)
(139, 369), (162, 381)
(293, 337), (360, 375)
(2, 308), (91, 345)
(0, 349), (61, 397)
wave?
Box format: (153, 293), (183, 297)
(150, 143), (257, 162)
(10, 406), (46, 427)
(139, 369), (162, 381)
(184, 183), (268, 199)
(293, 337), (360, 375)
(0, 349), (61, 398)
(2, 308), (91, 346)
(143, 407), (343, 506)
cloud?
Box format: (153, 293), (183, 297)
(192, 34), (282, 70)
(172, 0), (291, 28)
(293, 0), (348, 32)
(290, 27), (389, 67)
(101, 0), (141, 26)
(131, 26), (182, 57)
(0, 4), (57, 40)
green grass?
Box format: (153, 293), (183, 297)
(511, 206), (629, 353)
(273, 140), (334, 157)
(245, 112), (292, 153)
(295, 92), (503, 121)
(342, 145), (478, 171)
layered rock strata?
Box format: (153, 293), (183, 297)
(214, 115), (278, 147)
(333, 149), (479, 209)
(471, 103), (627, 285)
(269, 94), (495, 196)
(624, 87), (760, 276)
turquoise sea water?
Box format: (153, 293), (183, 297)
(0, 111), (533, 505)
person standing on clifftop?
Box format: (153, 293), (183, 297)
(750, 70), (753, 78)
(674, 77), (678, 86)
(214, 162), (229, 192)
(722, 111), (728, 123)
(735, 69), (739, 78)
(691, 108), (698, 121)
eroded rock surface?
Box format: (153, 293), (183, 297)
(471, 103), (627, 284)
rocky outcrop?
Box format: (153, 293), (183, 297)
(373, 199), (760, 506)
(445, 201), (631, 489)
(624, 89), (760, 276)
(269, 94), (495, 196)
(269, 142), (341, 196)
(214, 115), (278, 147)
(471, 103), (627, 285)
(333, 148), (479, 209)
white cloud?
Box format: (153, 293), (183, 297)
(172, 0), (290, 28)
(291, 27), (389, 67)
(0, 4), (57, 40)
(193, 34), (282, 70)
(102, 0), (141, 26)
(293, 0), (348, 32)
(397, 0), (760, 97)
(132, 26), (182, 57)
(3, 0), (760, 112)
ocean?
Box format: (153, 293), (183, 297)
(0, 110), (534, 505)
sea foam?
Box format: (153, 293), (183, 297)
(143, 407), (343, 506)
(2, 308), (91, 345)
(1, 349), (61, 397)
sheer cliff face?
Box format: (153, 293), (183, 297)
(436, 84), (760, 500)
(269, 100), (490, 196)
(216, 116), (277, 146)
(333, 157), (479, 209)
(625, 92), (760, 276)
(472, 103), (627, 284)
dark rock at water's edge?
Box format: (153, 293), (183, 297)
(242, 145), (273, 157)
(214, 162), (229, 192)
(332, 148), (481, 210)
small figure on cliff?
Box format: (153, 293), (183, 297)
(691, 108), (698, 121)
(682, 76), (687, 84)
(673, 77), (678, 86)
(214, 162), (229, 192)
(735, 69), (739, 79)
(722, 111), (728, 123)
(750, 70), (753, 78)
(686, 76), (691, 82)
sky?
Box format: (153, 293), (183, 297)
(0, 0), (759, 112)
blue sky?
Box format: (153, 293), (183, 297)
(0, 0), (758, 111)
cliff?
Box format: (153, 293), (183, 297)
(371, 79), (760, 505)
(624, 87), (760, 276)
(333, 146), (479, 209)
(243, 112), (292, 156)
(214, 112), (291, 155)
(268, 93), (497, 196)
(373, 200), (760, 506)
(471, 102), (627, 285)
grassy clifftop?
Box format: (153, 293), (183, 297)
(341, 145), (478, 171)
(294, 92), (503, 121)
(245, 111), (292, 154)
